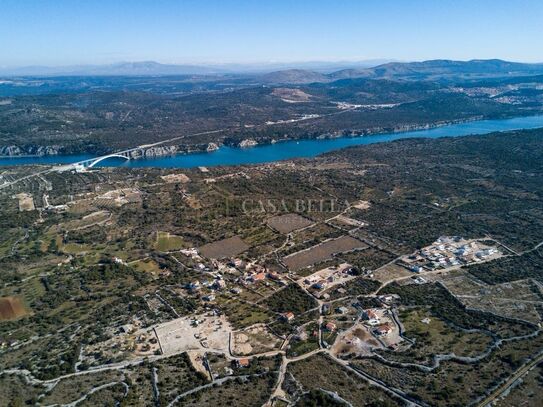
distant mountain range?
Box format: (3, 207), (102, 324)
(1, 59), (543, 83)
(260, 59), (543, 84)
(0, 59), (393, 77)
(0, 61), (224, 77)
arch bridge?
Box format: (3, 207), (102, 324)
(79, 151), (132, 168)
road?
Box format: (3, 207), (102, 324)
(475, 351), (543, 407)
(0, 102), (366, 190)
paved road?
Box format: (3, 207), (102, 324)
(476, 351), (543, 407)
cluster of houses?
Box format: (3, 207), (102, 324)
(361, 308), (393, 337)
(319, 295), (402, 347)
(181, 247), (287, 287)
(401, 236), (500, 272)
(182, 253), (287, 303)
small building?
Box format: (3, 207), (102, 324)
(187, 281), (201, 292)
(252, 264), (267, 273)
(363, 309), (380, 326)
(213, 279), (226, 290)
(236, 358), (250, 368)
(410, 265), (423, 273)
(413, 276), (427, 285)
(268, 272), (281, 281)
(336, 306), (349, 314)
(378, 294), (399, 304)
(282, 312), (295, 322)
(312, 280), (326, 290)
(232, 258), (245, 268)
(321, 304), (331, 315)
(252, 272), (266, 282)
(324, 322), (337, 332)
(374, 323), (392, 336)
(347, 266), (359, 275)
(119, 324), (134, 334)
(363, 309), (379, 320)
(113, 257), (126, 265)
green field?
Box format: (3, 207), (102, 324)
(155, 231), (186, 251)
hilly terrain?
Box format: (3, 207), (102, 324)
(264, 59), (543, 84)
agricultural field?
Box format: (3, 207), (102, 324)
(155, 231), (186, 251)
(199, 236), (250, 258)
(130, 258), (166, 276)
(266, 213), (314, 234)
(324, 276), (381, 300)
(154, 353), (209, 405)
(14, 192), (34, 211)
(60, 210), (111, 231)
(181, 373), (277, 407)
(283, 235), (367, 271)
(338, 247), (397, 271)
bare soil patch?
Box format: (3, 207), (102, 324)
(154, 314), (231, 355)
(0, 296), (28, 320)
(283, 235), (367, 271)
(266, 213), (314, 234)
(374, 263), (412, 283)
(161, 173), (190, 183)
(62, 210), (111, 231)
(232, 325), (281, 356)
(353, 200), (371, 210)
(15, 193), (35, 211)
(199, 235), (249, 258)
(271, 87), (313, 102)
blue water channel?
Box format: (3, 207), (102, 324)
(1, 115), (543, 168)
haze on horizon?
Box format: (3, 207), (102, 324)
(1, 0), (542, 68)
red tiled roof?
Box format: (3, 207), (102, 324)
(238, 358), (250, 367)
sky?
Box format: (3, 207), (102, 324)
(0, 0), (542, 67)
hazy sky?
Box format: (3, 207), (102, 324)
(1, 0), (542, 66)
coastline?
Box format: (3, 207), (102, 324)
(1, 113), (543, 168)
(0, 115), (491, 160)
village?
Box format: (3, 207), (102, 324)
(79, 219), (443, 382)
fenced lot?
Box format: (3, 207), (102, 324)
(283, 235), (367, 271)
(199, 235), (249, 258)
(266, 213), (314, 234)
(154, 315), (231, 355)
